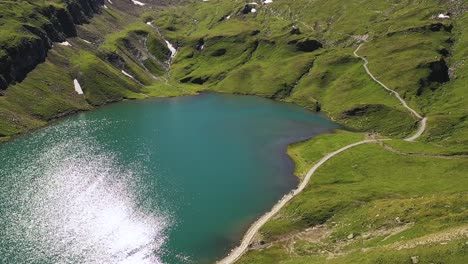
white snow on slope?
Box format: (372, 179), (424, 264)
(59, 41), (71, 46)
(121, 70), (136, 80)
(165, 40), (177, 58)
(438, 13), (450, 19)
(131, 0), (145, 6)
(73, 79), (84, 95)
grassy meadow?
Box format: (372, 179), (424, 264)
(0, 0), (466, 263)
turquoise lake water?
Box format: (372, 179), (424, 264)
(0, 93), (338, 263)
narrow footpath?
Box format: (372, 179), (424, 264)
(218, 42), (430, 264)
(353, 43), (427, 142)
(218, 140), (376, 264)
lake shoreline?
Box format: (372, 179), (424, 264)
(0, 92), (339, 263)
(0, 89), (338, 145)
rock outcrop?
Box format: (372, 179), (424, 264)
(0, 0), (104, 90)
(288, 39), (323, 52)
(417, 58), (450, 95)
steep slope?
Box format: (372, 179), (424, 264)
(151, 0), (467, 145)
(0, 1), (466, 263)
(0, 0), (188, 138)
(146, 1), (467, 263)
(0, 0), (104, 90)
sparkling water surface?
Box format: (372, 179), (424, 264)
(0, 93), (338, 263)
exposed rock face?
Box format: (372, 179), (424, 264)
(288, 39), (323, 52)
(211, 48), (227, 57)
(427, 59), (450, 83)
(180, 76), (209, 85)
(196, 38), (205, 51)
(417, 58), (450, 95)
(342, 105), (376, 117)
(67, 0), (104, 24)
(240, 4), (257, 14)
(0, 37), (50, 90)
(387, 22), (453, 36)
(105, 52), (127, 70)
(290, 26), (302, 35)
(0, 0), (104, 90)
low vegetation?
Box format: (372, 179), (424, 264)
(0, 0), (466, 263)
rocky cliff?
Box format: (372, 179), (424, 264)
(0, 0), (104, 90)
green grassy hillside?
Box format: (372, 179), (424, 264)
(0, 0), (193, 138)
(150, 0), (467, 144)
(0, 0), (466, 263)
(147, 1), (467, 263)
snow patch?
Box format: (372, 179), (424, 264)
(81, 39), (92, 44)
(165, 40), (177, 58)
(131, 0), (145, 6)
(438, 13), (450, 19)
(73, 79), (84, 95)
(58, 41), (71, 46)
(263, 0), (273, 3)
(107, 0), (113, 3)
(226, 15), (231, 20)
(146, 21), (152, 26)
(251, 8), (257, 13)
(104, 4), (108, 9)
(121, 70), (136, 80)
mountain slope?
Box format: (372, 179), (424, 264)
(147, 1), (467, 263)
(0, 1), (466, 263)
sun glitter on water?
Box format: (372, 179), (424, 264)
(0, 120), (173, 264)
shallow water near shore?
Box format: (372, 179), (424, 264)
(0, 93), (338, 263)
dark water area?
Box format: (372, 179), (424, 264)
(0, 93), (338, 263)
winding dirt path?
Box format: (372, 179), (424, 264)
(353, 43), (426, 142)
(378, 141), (468, 159)
(218, 42), (434, 264)
(404, 117), (427, 142)
(217, 139), (376, 264)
